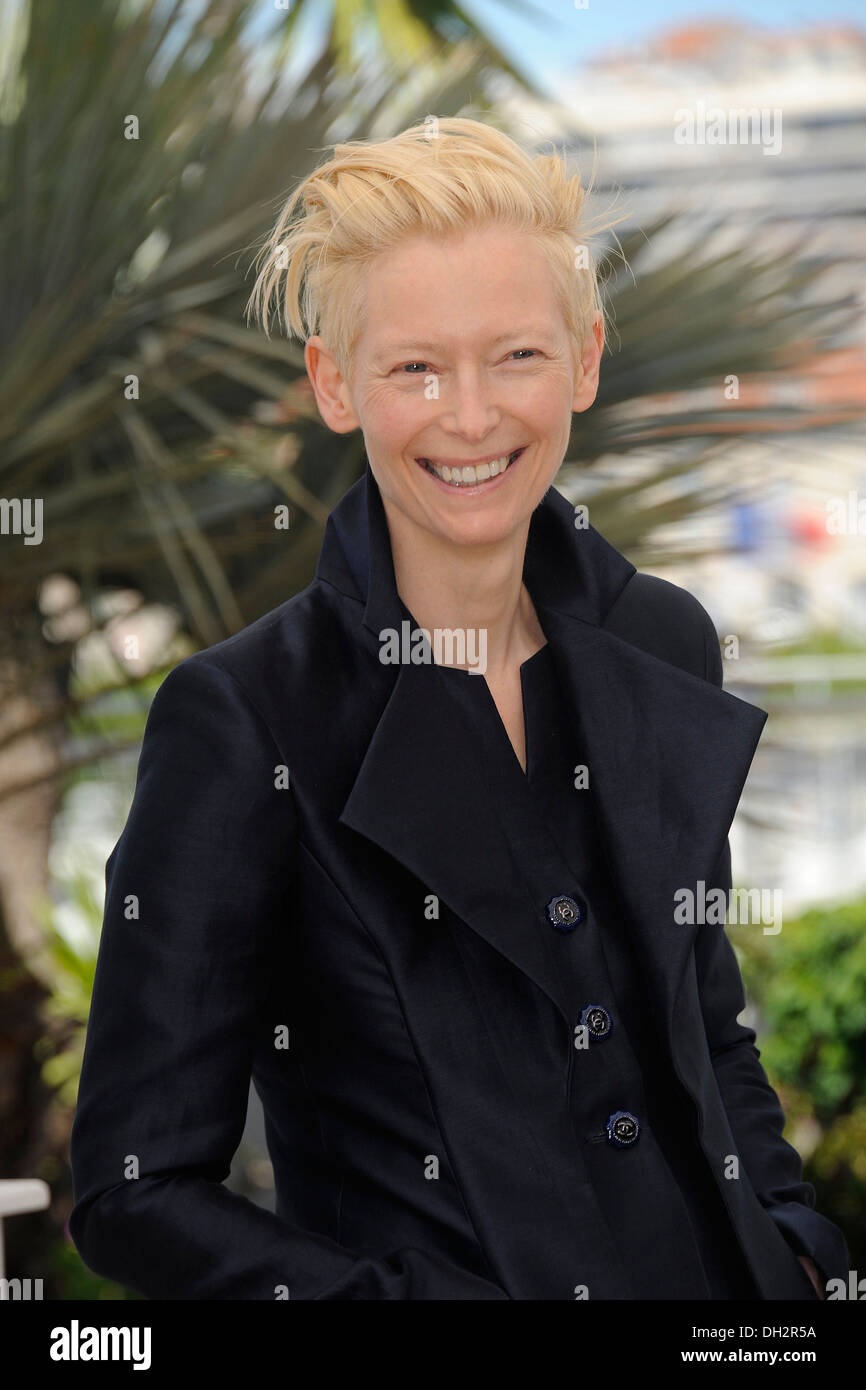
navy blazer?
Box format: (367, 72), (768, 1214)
(69, 464), (850, 1299)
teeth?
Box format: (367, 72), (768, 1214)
(421, 449), (521, 487)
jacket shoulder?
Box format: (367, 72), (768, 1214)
(152, 580), (355, 745)
(172, 581), (339, 681)
(601, 570), (721, 686)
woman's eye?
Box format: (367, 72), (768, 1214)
(396, 350), (536, 374)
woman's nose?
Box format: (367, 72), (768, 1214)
(442, 370), (502, 438)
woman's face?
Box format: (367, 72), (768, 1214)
(307, 223), (603, 551)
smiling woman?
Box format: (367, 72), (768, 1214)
(67, 117), (849, 1302)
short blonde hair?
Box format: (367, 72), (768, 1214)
(245, 116), (624, 383)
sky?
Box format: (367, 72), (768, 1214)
(254, 0), (866, 103)
(455, 0), (866, 87)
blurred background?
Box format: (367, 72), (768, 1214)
(0, 0), (864, 1298)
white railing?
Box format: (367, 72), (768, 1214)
(725, 654), (866, 684)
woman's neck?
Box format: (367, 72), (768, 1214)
(384, 504), (546, 680)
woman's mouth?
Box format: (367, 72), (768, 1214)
(415, 446), (526, 489)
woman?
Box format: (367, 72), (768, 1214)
(69, 118), (848, 1300)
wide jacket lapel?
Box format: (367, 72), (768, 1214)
(325, 464), (768, 1041)
(539, 604), (768, 1033)
(339, 654), (579, 1028)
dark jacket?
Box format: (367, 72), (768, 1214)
(69, 464), (850, 1299)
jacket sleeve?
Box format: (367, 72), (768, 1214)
(693, 609), (851, 1287)
(69, 655), (508, 1300)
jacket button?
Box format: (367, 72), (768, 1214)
(606, 1110), (640, 1147)
(579, 1004), (612, 1040)
(547, 894), (582, 930)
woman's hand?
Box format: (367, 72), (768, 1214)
(797, 1255), (824, 1299)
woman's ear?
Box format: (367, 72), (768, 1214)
(304, 335), (361, 434)
(572, 313), (604, 415)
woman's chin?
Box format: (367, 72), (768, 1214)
(426, 507), (524, 550)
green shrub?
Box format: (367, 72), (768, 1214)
(735, 897), (866, 1268)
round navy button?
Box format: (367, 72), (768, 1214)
(606, 1110), (640, 1147)
(580, 1004), (613, 1040)
(547, 894), (582, 930)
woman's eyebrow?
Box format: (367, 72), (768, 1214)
(379, 328), (553, 354)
